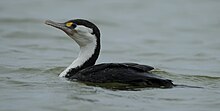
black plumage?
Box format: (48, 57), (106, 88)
(69, 63), (173, 88)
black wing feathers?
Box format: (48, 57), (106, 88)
(78, 63), (154, 74)
(69, 63), (173, 88)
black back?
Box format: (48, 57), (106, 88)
(69, 63), (173, 88)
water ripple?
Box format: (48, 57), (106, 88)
(0, 18), (42, 24)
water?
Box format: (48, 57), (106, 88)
(1, 0), (220, 111)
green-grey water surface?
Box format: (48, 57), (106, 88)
(1, 0), (220, 111)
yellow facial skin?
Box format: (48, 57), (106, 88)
(66, 22), (73, 27)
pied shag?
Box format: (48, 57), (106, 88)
(45, 19), (174, 88)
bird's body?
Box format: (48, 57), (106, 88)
(45, 19), (174, 89)
(69, 63), (173, 88)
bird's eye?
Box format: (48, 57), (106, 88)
(65, 22), (77, 29)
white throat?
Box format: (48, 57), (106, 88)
(59, 37), (97, 77)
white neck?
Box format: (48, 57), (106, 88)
(59, 42), (96, 77)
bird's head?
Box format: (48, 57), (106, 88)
(45, 19), (100, 47)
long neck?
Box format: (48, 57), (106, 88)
(59, 40), (100, 78)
